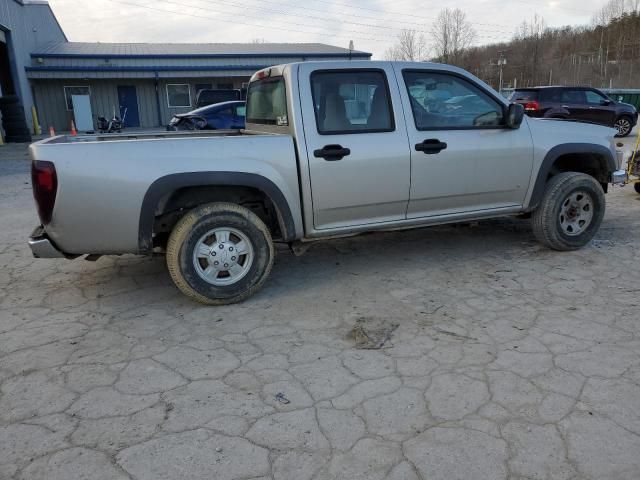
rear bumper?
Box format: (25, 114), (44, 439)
(28, 226), (66, 259)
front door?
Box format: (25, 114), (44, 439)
(117, 85), (140, 127)
(299, 64), (411, 230)
(584, 89), (617, 126)
(396, 67), (533, 218)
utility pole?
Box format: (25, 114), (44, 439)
(497, 51), (507, 94)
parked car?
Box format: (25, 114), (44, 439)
(509, 86), (638, 137)
(195, 89), (241, 108)
(166, 101), (246, 131)
(28, 61), (625, 305)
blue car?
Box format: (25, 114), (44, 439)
(167, 101), (245, 131)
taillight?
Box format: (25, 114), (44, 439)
(31, 160), (57, 225)
(524, 101), (540, 112)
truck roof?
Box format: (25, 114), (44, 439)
(249, 60), (505, 105)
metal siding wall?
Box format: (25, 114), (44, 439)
(32, 79), (70, 132)
(33, 78), (161, 131)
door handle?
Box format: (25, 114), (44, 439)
(415, 139), (447, 154)
(314, 144), (351, 161)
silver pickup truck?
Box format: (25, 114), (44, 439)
(28, 61), (626, 304)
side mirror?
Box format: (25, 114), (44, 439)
(506, 103), (524, 129)
(601, 99), (612, 106)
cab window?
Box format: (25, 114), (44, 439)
(403, 71), (504, 129)
(246, 77), (287, 126)
(310, 70), (394, 134)
(585, 90), (608, 105)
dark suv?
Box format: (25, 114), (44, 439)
(509, 86), (638, 137)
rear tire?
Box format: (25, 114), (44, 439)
(166, 202), (275, 305)
(634, 182), (640, 194)
(531, 172), (605, 251)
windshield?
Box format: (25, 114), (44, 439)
(246, 77), (288, 125)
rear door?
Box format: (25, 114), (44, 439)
(396, 67), (533, 217)
(299, 64), (411, 230)
(559, 89), (590, 121)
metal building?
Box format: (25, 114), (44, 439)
(1, 0), (372, 135)
(28, 42), (371, 131)
(0, 0), (67, 130)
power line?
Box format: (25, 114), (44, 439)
(237, 0), (516, 33)
(506, 0), (586, 15)
(276, 0), (517, 30)
(107, 0), (517, 51)
(181, 0), (515, 36)
(131, 0), (512, 43)
(106, 0), (390, 42)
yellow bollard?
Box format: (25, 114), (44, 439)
(31, 106), (42, 136)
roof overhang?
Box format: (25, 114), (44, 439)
(25, 65), (270, 79)
(30, 52), (372, 60)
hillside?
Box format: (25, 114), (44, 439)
(454, 10), (640, 90)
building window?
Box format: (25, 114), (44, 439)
(63, 86), (91, 111)
(166, 84), (191, 108)
(217, 83), (234, 90)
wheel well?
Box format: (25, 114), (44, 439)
(549, 152), (610, 187)
(151, 185), (283, 250)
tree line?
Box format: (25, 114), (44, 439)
(385, 0), (640, 90)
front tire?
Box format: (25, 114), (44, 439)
(531, 172), (605, 251)
(634, 182), (640, 194)
(614, 116), (633, 137)
(166, 202), (275, 305)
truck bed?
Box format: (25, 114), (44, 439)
(29, 129), (302, 255)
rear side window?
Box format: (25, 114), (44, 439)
(510, 90), (538, 102)
(246, 77), (288, 126)
(539, 89), (561, 102)
(561, 89), (587, 104)
(310, 70), (394, 134)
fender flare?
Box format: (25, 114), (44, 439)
(526, 143), (616, 211)
(138, 172), (297, 253)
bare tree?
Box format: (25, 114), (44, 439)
(430, 8), (476, 64)
(593, 0), (635, 24)
(515, 14), (547, 85)
(384, 30), (428, 61)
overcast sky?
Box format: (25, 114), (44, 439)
(47, 0), (611, 58)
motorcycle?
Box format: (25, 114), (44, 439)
(97, 107), (127, 133)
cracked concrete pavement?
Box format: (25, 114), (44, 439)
(1, 140), (640, 479)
